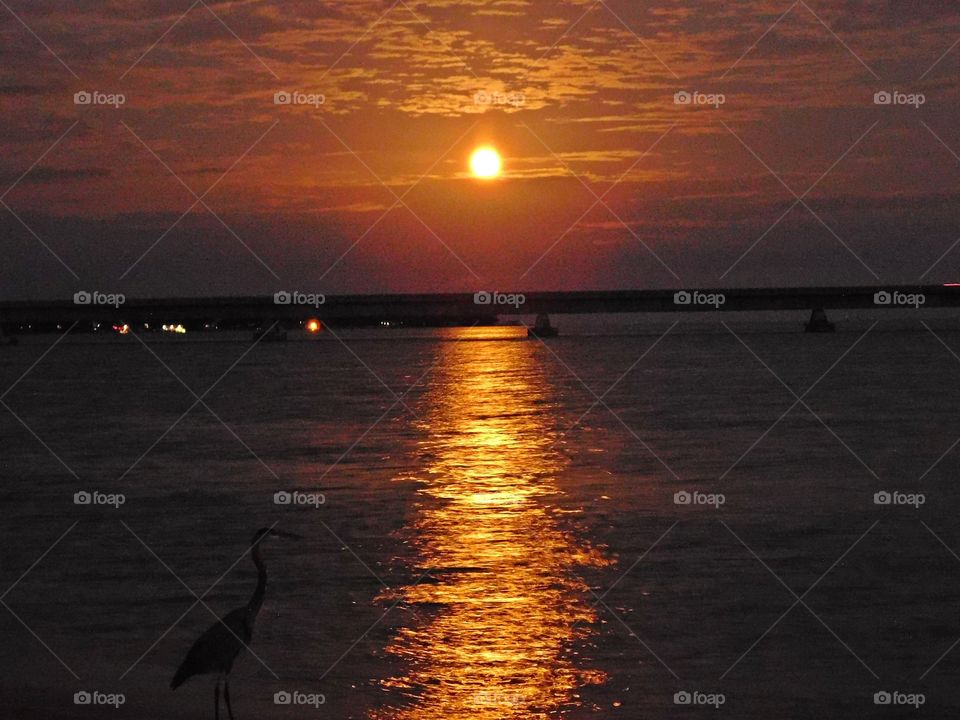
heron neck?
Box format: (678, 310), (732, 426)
(248, 545), (267, 616)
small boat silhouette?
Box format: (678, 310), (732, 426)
(253, 326), (288, 342)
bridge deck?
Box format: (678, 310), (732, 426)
(0, 286), (956, 326)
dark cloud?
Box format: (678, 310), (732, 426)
(0, 167), (111, 185)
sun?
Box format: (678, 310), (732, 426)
(470, 146), (502, 179)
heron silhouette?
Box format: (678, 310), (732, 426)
(171, 527), (299, 719)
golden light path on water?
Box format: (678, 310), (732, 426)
(374, 327), (613, 719)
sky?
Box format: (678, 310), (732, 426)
(1, 0), (959, 299)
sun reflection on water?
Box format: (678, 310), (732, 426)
(374, 329), (611, 719)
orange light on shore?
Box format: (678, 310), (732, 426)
(306, 319), (321, 333)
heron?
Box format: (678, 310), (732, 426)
(171, 527), (300, 719)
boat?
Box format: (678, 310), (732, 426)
(253, 326), (288, 342)
(527, 313), (559, 339)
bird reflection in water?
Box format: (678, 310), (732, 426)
(374, 328), (612, 719)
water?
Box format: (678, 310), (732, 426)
(2, 321), (960, 718)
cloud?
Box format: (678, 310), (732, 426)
(0, 0), (958, 297)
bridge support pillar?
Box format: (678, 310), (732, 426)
(0, 316), (14, 346)
(527, 313), (559, 339)
(805, 308), (836, 333)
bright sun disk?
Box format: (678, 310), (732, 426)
(470, 146), (502, 179)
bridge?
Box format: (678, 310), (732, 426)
(0, 285), (956, 333)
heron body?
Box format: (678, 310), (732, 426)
(171, 528), (294, 720)
(169, 604), (257, 689)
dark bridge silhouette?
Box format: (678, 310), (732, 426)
(0, 285), (956, 333)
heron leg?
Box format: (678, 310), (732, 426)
(214, 676), (221, 720)
(224, 678), (235, 720)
